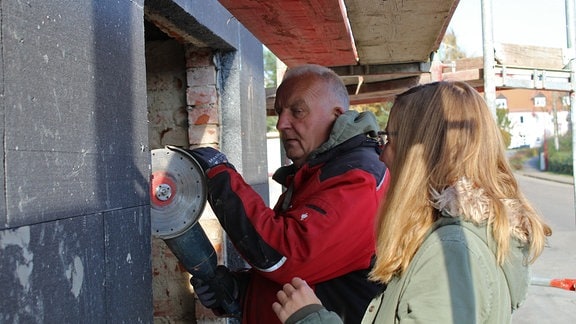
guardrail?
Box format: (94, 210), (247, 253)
(494, 65), (572, 91)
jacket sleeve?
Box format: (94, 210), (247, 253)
(205, 164), (285, 272)
(285, 305), (343, 324)
(204, 163), (385, 284)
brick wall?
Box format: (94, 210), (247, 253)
(186, 47), (220, 147)
(150, 42), (227, 323)
(184, 45), (229, 323)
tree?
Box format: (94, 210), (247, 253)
(264, 46), (279, 132)
(351, 102), (392, 131)
(496, 107), (512, 148)
(263, 46), (277, 88)
(439, 29), (467, 61)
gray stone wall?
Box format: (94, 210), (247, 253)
(0, 0), (152, 322)
(0, 0), (268, 322)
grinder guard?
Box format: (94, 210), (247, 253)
(150, 146), (241, 317)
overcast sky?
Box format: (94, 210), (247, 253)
(448, 0), (569, 56)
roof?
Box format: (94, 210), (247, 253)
(217, 0), (461, 104)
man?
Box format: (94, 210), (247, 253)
(188, 64), (389, 324)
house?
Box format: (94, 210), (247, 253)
(440, 43), (573, 150)
(496, 89), (571, 149)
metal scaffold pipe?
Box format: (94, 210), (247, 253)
(481, 0), (496, 119)
(567, 0), (576, 223)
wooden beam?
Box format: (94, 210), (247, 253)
(348, 76), (425, 105)
(218, 0), (357, 67)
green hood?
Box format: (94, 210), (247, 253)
(308, 110), (379, 161)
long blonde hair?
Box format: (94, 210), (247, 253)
(370, 81), (551, 283)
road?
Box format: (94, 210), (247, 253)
(512, 174), (576, 324)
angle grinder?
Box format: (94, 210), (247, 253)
(150, 145), (241, 316)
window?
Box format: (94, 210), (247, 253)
(533, 93), (546, 108)
(495, 94), (508, 109)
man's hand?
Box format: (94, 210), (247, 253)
(272, 277), (323, 323)
(192, 276), (219, 308)
(190, 265), (241, 317)
(188, 147), (229, 172)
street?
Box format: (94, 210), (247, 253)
(512, 174), (576, 324)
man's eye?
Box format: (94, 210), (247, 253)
(293, 109), (305, 117)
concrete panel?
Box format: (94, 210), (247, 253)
(1, 0), (150, 228)
(4, 150), (150, 227)
(104, 206), (153, 323)
(146, 0), (243, 51)
(238, 31), (268, 188)
(0, 207), (152, 323)
(0, 215), (106, 323)
(0, 0), (152, 323)
(219, 39), (268, 190)
(0, 2), (5, 225)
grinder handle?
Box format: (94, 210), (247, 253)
(164, 222), (242, 317)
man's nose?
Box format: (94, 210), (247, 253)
(276, 113), (290, 130)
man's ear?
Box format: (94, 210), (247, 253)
(333, 106), (345, 117)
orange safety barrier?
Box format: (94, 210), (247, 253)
(531, 277), (576, 291)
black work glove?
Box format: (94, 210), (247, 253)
(187, 147), (229, 172)
(190, 265), (242, 317)
(192, 277), (218, 308)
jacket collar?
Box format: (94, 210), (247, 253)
(430, 177), (530, 310)
(272, 110), (380, 185)
(430, 177), (530, 243)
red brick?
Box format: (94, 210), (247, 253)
(187, 66), (216, 86)
(189, 124), (219, 145)
(188, 106), (219, 125)
(187, 86), (217, 106)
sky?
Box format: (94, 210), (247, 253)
(447, 0), (569, 56)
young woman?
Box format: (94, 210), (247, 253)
(272, 81), (552, 324)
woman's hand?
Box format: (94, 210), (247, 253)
(272, 277), (323, 323)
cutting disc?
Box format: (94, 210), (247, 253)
(150, 146), (207, 239)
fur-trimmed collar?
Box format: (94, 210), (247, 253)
(430, 177), (530, 243)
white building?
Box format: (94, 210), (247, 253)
(496, 90), (570, 149)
